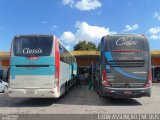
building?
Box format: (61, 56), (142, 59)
(0, 51), (160, 82)
(151, 50), (160, 82)
(71, 50), (160, 83)
(0, 52), (10, 81)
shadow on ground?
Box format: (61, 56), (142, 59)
(0, 85), (142, 107)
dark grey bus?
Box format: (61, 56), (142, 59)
(95, 34), (152, 98)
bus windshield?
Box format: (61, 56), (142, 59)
(105, 35), (149, 61)
(13, 36), (53, 56)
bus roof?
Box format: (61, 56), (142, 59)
(14, 34), (53, 38)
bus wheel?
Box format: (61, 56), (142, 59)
(98, 90), (103, 97)
(68, 80), (71, 89)
(3, 86), (8, 93)
(97, 87), (103, 97)
(65, 82), (68, 94)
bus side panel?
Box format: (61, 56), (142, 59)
(59, 62), (70, 94)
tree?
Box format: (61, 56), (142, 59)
(74, 41), (97, 51)
(87, 42), (97, 50)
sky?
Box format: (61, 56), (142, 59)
(0, 0), (160, 51)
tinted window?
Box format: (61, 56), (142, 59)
(13, 36), (53, 56)
(104, 35), (150, 61)
(59, 44), (75, 64)
(106, 35), (149, 51)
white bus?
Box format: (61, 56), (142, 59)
(8, 35), (77, 98)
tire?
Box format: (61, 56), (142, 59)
(65, 82), (68, 94)
(3, 86), (8, 93)
(97, 83), (103, 97)
(98, 89), (103, 97)
(68, 80), (72, 89)
(95, 81), (98, 90)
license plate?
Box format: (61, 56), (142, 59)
(26, 90), (35, 94)
(124, 91), (132, 95)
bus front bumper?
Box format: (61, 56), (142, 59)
(101, 86), (151, 98)
(7, 88), (61, 98)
